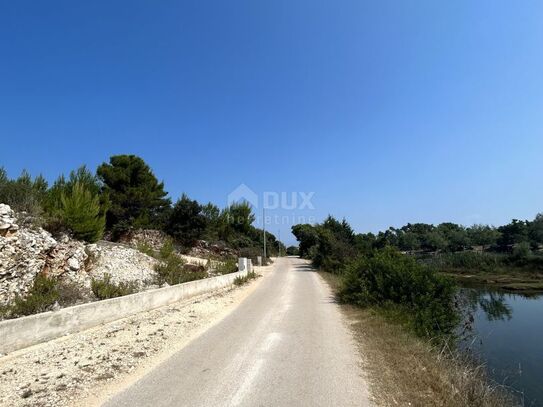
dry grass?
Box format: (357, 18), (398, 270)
(319, 271), (519, 407)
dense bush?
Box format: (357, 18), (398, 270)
(339, 248), (459, 338)
(7, 273), (60, 317)
(214, 259), (238, 275)
(155, 257), (207, 285)
(165, 194), (207, 247)
(91, 274), (138, 300)
(154, 241), (207, 285)
(292, 216), (356, 272)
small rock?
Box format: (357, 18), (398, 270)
(67, 257), (80, 271)
(20, 389), (32, 399)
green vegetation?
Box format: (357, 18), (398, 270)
(286, 246), (299, 256)
(233, 271), (258, 286)
(0, 274), (59, 319)
(58, 182), (105, 242)
(339, 247), (458, 338)
(320, 272), (518, 407)
(350, 216), (543, 255)
(0, 275), (89, 319)
(153, 241), (207, 285)
(136, 241), (156, 257)
(91, 274), (139, 300)
(96, 155), (171, 234)
(293, 217), (459, 339)
(0, 168), (48, 219)
(214, 258), (238, 275)
(0, 154), (284, 259)
(294, 212), (543, 294)
(165, 194), (207, 247)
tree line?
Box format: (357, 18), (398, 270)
(362, 218), (542, 253)
(291, 212), (543, 339)
(0, 154), (283, 257)
(294, 215), (543, 262)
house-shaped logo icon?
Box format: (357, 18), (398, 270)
(227, 183), (258, 208)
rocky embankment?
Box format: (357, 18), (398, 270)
(0, 204), (161, 308)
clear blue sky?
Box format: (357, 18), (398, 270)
(1, 1), (542, 244)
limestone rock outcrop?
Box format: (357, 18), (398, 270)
(0, 204), (160, 307)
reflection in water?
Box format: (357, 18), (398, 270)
(460, 289), (513, 322)
(457, 288), (543, 406)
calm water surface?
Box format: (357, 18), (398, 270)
(459, 288), (543, 406)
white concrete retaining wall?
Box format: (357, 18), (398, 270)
(0, 260), (249, 355)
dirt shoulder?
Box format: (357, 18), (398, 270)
(0, 265), (271, 407)
(318, 271), (518, 407)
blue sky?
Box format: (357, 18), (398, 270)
(1, 1), (542, 244)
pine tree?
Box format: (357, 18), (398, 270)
(96, 155), (171, 232)
(60, 182), (105, 243)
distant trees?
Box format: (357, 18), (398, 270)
(96, 155), (171, 233)
(467, 225), (501, 250)
(286, 246), (299, 256)
(293, 215), (543, 260)
(529, 214), (543, 248)
(292, 224), (319, 258)
(291, 216), (357, 273)
(497, 219), (529, 247)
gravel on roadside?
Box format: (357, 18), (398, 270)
(0, 275), (263, 407)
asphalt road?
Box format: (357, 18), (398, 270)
(103, 257), (371, 407)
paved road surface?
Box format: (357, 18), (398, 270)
(103, 257), (371, 407)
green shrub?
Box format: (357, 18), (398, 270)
(57, 281), (87, 306)
(137, 242), (156, 258)
(9, 273), (60, 317)
(233, 271), (258, 286)
(159, 238), (175, 259)
(59, 182), (105, 243)
(512, 241), (531, 260)
(339, 247), (459, 338)
(214, 259), (238, 275)
(91, 274), (138, 300)
(155, 258), (207, 285)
